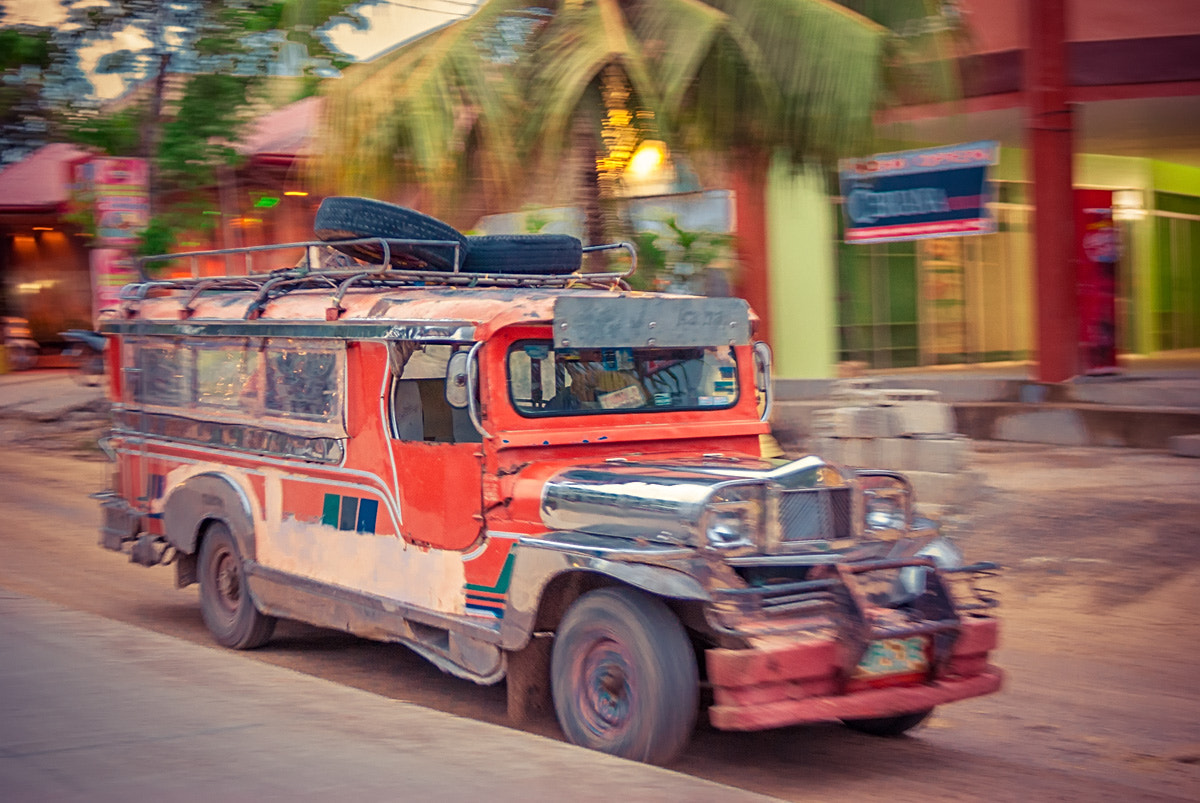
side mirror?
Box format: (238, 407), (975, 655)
(752, 341), (772, 422)
(445, 351), (470, 409)
(752, 341), (772, 394)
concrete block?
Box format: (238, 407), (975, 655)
(903, 436), (971, 473)
(811, 408), (868, 439)
(841, 406), (897, 438)
(809, 436), (874, 467)
(902, 469), (986, 508)
(808, 436), (840, 463)
(874, 437), (906, 472)
(829, 378), (884, 404)
(1168, 433), (1200, 458)
(891, 400), (957, 436)
(837, 437), (870, 468)
(832, 377), (882, 393)
(881, 388), (940, 403)
(808, 408), (839, 438)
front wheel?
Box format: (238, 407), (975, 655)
(843, 708), (933, 737)
(199, 522), (275, 649)
(551, 587), (698, 765)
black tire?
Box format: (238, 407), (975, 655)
(314, 196), (468, 270)
(551, 587), (698, 765)
(463, 234), (582, 275)
(199, 522), (275, 649)
(843, 708), (933, 737)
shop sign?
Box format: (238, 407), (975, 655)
(839, 141), (998, 244)
(90, 248), (139, 323)
(72, 157), (148, 322)
(74, 157), (150, 247)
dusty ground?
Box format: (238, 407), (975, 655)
(1, 411), (1198, 800)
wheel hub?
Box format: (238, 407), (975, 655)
(579, 638), (633, 736)
(214, 551), (241, 612)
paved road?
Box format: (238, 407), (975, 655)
(1, 447), (1198, 801)
(0, 589), (773, 803)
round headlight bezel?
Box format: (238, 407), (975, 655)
(701, 482), (765, 551)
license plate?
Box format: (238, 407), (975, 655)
(854, 636), (929, 679)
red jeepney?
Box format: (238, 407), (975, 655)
(97, 198), (1000, 765)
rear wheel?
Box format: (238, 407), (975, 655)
(199, 522), (275, 649)
(551, 587), (698, 765)
(843, 708), (933, 736)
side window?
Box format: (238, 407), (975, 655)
(129, 336), (342, 425)
(135, 340), (193, 407)
(195, 339), (258, 410)
(264, 339), (339, 420)
(389, 342), (480, 443)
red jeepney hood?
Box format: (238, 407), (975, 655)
(505, 454), (844, 542)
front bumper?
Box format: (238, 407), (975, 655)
(707, 616), (1001, 731)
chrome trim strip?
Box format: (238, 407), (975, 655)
(465, 341), (490, 439)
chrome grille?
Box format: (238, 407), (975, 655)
(779, 487), (853, 542)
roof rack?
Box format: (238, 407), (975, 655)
(132, 237), (635, 286)
(117, 237), (637, 318)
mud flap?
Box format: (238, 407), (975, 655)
(506, 633), (554, 724)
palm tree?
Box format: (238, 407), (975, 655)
(313, 1), (959, 334)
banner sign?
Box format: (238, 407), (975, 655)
(72, 157), (148, 323)
(75, 157), (150, 248)
(90, 248), (140, 322)
(839, 141), (998, 244)
(1075, 189), (1120, 374)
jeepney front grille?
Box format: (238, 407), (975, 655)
(779, 487), (853, 543)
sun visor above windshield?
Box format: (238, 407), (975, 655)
(553, 296), (751, 349)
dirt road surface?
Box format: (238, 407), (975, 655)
(0, 430), (1197, 801)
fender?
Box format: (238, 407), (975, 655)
(499, 534), (709, 650)
(162, 473), (257, 560)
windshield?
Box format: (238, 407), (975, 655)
(507, 341), (739, 416)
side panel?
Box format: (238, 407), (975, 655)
(256, 469), (469, 614)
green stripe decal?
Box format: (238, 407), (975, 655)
(465, 553), (515, 595)
(321, 493), (340, 527)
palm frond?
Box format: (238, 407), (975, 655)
(521, 0), (661, 170)
(313, 1), (526, 211)
(704, 0), (886, 161)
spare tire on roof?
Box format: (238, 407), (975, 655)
(463, 234), (582, 275)
(314, 196), (468, 270)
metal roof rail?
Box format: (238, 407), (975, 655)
(133, 238), (637, 291)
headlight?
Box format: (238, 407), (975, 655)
(865, 495), (906, 530)
(898, 536), (964, 598)
(703, 484), (764, 550)
(916, 536), (963, 570)
(859, 471), (913, 532)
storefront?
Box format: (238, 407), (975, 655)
(0, 143), (95, 346)
(831, 153), (1200, 371)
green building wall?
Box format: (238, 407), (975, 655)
(766, 159), (838, 379)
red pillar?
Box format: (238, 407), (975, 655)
(731, 150), (773, 346)
(1027, 0), (1078, 382)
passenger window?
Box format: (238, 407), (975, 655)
(264, 341), (338, 419)
(389, 343), (480, 443)
(195, 340), (258, 410)
(128, 337), (341, 425)
(135, 340), (193, 407)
